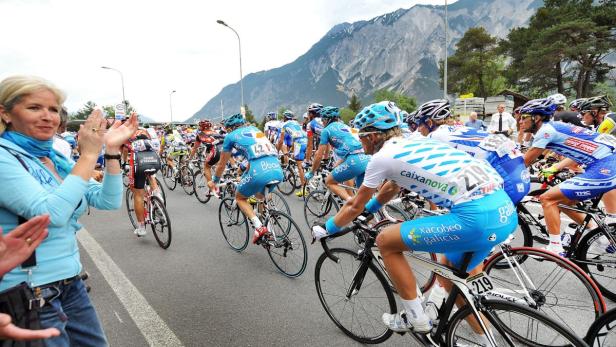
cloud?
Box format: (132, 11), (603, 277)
(0, 0), (454, 122)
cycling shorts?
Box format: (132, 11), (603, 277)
(133, 151), (162, 189)
(284, 133), (293, 147)
(292, 140), (307, 161)
(237, 156), (284, 197)
(560, 153), (616, 201)
(331, 153), (370, 187)
(491, 156), (530, 205)
(399, 189), (517, 270)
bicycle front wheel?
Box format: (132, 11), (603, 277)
(314, 248), (396, 344)
(218, 197), (249, 252)
(576, 225), (616, 301)
(193, 170), (211, 204)
(304, 190), (340, 228)
(585, 307), (616, 346)
(277, 169), (296, 196)
(447, 298), (588, 347)
(264, 190), (291, 215)
(264, 210), (307, 277)
(150, 196), (172, 249)
(484, 246), (605, 338)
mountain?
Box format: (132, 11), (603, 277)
(187, 0), (542, 122)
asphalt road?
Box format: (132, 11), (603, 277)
(78, 183), (607, 346)
(79, 185), (416, 346)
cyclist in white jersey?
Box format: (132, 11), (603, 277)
(264, 112), (282, 144)
(312, 102), (517, 334)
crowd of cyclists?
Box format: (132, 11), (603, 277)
(105, 91), (616, 345)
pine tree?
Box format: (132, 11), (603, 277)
(348, 94), (362, 113)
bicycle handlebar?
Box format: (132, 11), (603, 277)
(319, 214), (374, 263)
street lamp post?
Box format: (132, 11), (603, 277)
(217, 20), (244, 113)
(169, 90), (176, 124)
(101, 66), (127, 113)
(443, 0), (448, 100)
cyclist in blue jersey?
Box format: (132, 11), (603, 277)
(414, 99), (530, 205)
(307, 106), (370, 202)
(312, 102), (516, 335)
(522, 98), (616, 255)
(211, 114), (284, 244)
(305, 103), (324, 160)
(277, 110), (309, 197)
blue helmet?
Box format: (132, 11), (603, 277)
(353, 102), (399, 131)
(266, 112), (277, 120)
(319, 106), (340, 119)
(222, 113), (245, 128)
(283, 110), (295, 120)
(520, 98), (557, 120)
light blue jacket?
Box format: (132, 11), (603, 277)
(0, 137), (122, 289)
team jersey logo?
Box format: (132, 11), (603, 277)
(564, 138), (598, 153)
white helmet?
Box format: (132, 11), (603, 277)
(548, 93), (567, 106)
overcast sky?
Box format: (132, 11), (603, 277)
(1, 0), (456, 122)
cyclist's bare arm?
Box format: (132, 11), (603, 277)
(334, 185), (377, 227)
(523, 147), (544, 166)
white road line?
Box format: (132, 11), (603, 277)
(113, 311), (124, 324)
(77, 229), (184, 347)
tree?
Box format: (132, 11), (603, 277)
(339, 108), (356, 125)
(441, 27), (507, 98)
(348, 94), (362, 113)
(501, 0), (616, 98)
(71, 101), (97, 120)
(373, 89), (417, 112)
(243, 104), (256, 125)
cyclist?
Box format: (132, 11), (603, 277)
(414, 99), (530, 205)
(160, 124), (189, 175)
(307, 106), (370, 202)
(398, 109), (413, 137)
(264, 112), (282, 145)
(126, 127), (162, 236)
(190, 119), (224, 195)
(521, 98), (616, 255)
(305, 103), (324, 161)
(312, 102), (516, 336)
(211, 114), (283, 244)
(276, 110), (309, 197)
(569, 98), (586, 112)
(579, 95), (612, 131)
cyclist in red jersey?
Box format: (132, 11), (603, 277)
(190, 120), (224, 194)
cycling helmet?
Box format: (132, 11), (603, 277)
(319, 106), (340, 119)
(406, 110), (420, 125)
(578, 95), (612, 113)
(548, 93), (567, 106)
(222, 113), (245, 128)
(302, 112), (308, 120)
(415, 99), (451, 123)
(267, 112), (277, 120)
(353, 103), (399, 131)
(199, 119), (212, 129)
(519, 98), (557, 120)
(569, 98), (586, 111)
(400, 110), (410, 124)
(283, 110), (295, 120)
(307, 103), (323, 113)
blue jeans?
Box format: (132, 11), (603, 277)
(38, 278), (108, 347)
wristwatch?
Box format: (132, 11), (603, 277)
(103, 153), (121, 161)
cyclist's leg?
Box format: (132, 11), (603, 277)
(329, 154), (369, 202)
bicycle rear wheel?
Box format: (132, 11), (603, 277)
(218, 197), (249, 251)
(180, 166), (194, 195)
(576, 225), (616, 301)
(154, 176), (166, 206)
(314, 248), (396, 344)
(162, 164), (177, 190)
(304, 190), (340, 228)
(264, 210), (307, 277)
(491, 216), (533, 269)
(484, 246), (605, 338)
(193, 170), (212, 204)
(150, 196), (172, 249)
(277, 169), (296, 196)
(447, 298), (588, 346)
(585, 307), (616, 346)
(125, 188), (138, 229)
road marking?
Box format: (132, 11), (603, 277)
(113, 311), (124, 323)
(77, 229), (184, 347)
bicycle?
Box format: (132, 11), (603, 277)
(125, 172), (172, 249)
(585, 307), (616, 346)
(217, 182), (307, 277)
(161, 151), (193, 195)
(314, 214), (588, 346)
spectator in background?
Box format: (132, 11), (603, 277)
(52, 107), (72, 160)
(464, 112), (485, 130)
(0, 75), (137, 346)
(487, 103), (516, 137)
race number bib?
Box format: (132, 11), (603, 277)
(454, 164), (491, 193)
(595, 134), (616, 149)
(250, 140), (277, 158)
(479, 134), (515, 157)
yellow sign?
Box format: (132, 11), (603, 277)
(460, 93), (474, 99)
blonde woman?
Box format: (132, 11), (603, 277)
(0, 76), (137, 346)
